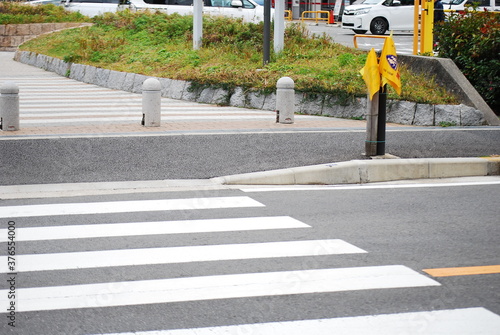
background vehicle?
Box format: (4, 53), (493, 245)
(60, 0), (128, 17)
(26, 0), (62, 5)
(60, 0), (268, 22)
(128, 0), (268, 23)
(341, 0), (414, 35)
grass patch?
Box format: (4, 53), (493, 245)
(0, 2), (90, 24)
(19, 10), (458, 105)
(438, 121), (457, 127)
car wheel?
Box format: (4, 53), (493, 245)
(353, 29), (368, 34)
(370, 18), (387, 35)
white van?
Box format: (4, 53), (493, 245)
(128, 0), (268, 23)
(60, 0), (128, 17)
(441, 0), (499, 12)
(341, 0), (414, 35)
(60, 0), (268, 22)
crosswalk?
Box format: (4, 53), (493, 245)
(96, 308), (500, 335)
(0, 77), (319, 127)
(1, 193), (499, 334)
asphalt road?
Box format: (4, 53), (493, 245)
(305, 23), (416, 54)
(1, 128), (499, 185)
(1, 181), (499, 334)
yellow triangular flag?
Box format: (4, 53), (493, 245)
(379, 35), (401, 95)
(359, 48), (380, 100)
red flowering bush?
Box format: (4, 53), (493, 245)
(435, 10), (500, 114)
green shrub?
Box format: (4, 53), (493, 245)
(202, 16), (263, 50)
(0, 2), (89, 24)
(435, 10), (500, 114)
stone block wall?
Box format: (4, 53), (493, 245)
(0, 23), (91, 51)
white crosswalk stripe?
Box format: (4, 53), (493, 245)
(1, 194), (498, 334)
(92, 308), (500, 335)
(0, 239), (366, 273)
(0, 196), (264, 218)
(1, 265), (438, 313)
(0, 216), (309, 242)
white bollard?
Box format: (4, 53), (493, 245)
(1, 82), (20, 131)
(276, 77), (295, 124)
(142, 78), (161, 127)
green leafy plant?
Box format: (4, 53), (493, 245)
(435, 10), (500, 115)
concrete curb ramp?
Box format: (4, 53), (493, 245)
(213, 157), (500, 185)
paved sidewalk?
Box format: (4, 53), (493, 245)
(0, 52), (409, 138)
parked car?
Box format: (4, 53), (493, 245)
(60, 0), (269, 22)
(129, 0), (269, 22)
(341, 0), (414, 35)
(26, 0), (62, 5)
(60, 0), (127, 17)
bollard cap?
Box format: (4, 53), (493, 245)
(276, 77), (294, 89)
(1, 81), (19, 94)
(142, 78), (161, 91)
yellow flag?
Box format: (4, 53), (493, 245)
(379, 36), (401, 95)
(359, 48), (380, 100)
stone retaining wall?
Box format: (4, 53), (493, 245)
(13, 50), (492, 126)
(0, 23), (91, 51)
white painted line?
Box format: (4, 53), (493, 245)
(18, 115), (278, 124)
(20, 93), (141, 98)
(18, 114), (320, 124)
(19, 110), (270, 115)
(0, 216), (309, 242)
(90, 308), (500, 335)
(19, 109), (271, 115)
(19, 85), (123, 90)
(0, 239), (366, 273)
(0, 196), (264, 218)
(240, 180), (500, 192)
(0, 265), (440, 313)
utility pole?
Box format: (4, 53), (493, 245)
(193, 0), (203, 50)
(274, 0), (284, 54)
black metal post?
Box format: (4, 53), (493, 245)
(376, 84), (387, 156)
(263, 0), (271, 65)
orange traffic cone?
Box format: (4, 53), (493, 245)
(329, 10), (335, 24)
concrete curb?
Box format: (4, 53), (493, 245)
(2, 158), (498, 199)
(0, 179), (225, 199)
(212, 157), (500, 185)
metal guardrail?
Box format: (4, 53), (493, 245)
(300, 10), (331, 23)
(353, 34), (389, 49)
(284, 10), (292, 21)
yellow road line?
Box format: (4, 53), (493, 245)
(481, 156), (500, 163)
(423, 265), (500, 277)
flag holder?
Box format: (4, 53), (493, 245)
(365, 90), (379, 157)
(365, 85), (387, 157)
(376, 84), (387, 156)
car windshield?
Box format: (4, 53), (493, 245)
(442, 0), (464, 4)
